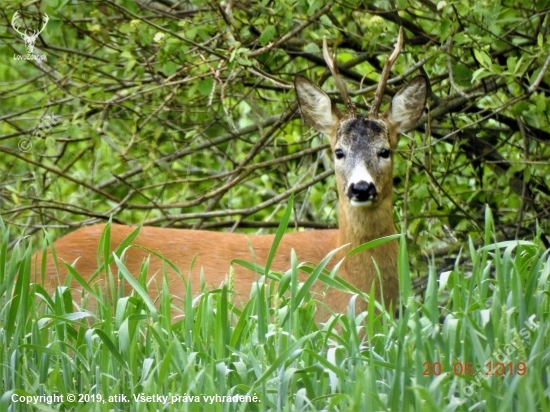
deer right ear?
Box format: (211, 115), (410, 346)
(295, 76), (342, 136)
(387, 75), (427, 134)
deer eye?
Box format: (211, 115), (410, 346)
(334, 149), (345, 159)
(379, 148), (391, 158)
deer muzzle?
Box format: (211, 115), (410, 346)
(348, 181), (377, 206)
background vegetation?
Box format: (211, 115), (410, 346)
(0, 0), (549, 410)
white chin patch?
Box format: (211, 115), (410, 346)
(350, 199), (373, 207)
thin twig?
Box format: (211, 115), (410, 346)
(248, 2), (333, 57)
(528, 53), (550, 93)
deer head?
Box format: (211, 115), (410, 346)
(295, 30), (427, 210)
(11, 12), (49, 54)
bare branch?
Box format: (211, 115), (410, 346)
(248, 2), (333, 57)
(528, 53), (550, 94)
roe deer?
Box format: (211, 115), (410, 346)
(32, 33), (427, 317)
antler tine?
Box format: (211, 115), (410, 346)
(369, 27), (404, 118)
(322, 37), (356, 117)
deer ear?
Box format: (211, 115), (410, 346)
(295, 76), (342, 136)
(386, 76), (427, 134)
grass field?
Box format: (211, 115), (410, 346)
(0, 208), (548, 411)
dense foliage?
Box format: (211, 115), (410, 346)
(1, 1), (549, 410)
(1, 0), (549, 259)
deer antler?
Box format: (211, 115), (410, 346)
(369, 27), (404, 118)
(323, 37), (356, 118)
(11, 12), (27, 37)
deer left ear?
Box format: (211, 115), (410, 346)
(295, 76), (343, 137)
(386, 76), (427, 134)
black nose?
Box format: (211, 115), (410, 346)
(348, 181), (377, 202)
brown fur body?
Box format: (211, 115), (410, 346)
(33, 222), (397, 315)
(32, 73), (426, 317)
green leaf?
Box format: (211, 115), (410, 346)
(198, 78), (214, 96)
(307, 0), (323, 15)
(473, 49), (491, 68)
(259, 25), (276, 46)
(237, 57), (252, 66)
(453, 64), (473, 86)
(67, 125), (83, 138)
(139, 30), (153, 45)
(511, 101), (530, 117)
(264, 194), (293, 273)
(161, 61), (178, 76)
(346, 233), (401, 256)
(114, 254), (158, 317)
(119, 23), (133, 34)
(506, 56), (517, 74)
(303, 42), (320, 54)
(471, 67), (491, 83)
(185, 28), (197, 41)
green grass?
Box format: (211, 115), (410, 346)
(0, 207), (549, 411)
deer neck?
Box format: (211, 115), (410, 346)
(337, 197), (396, 249)
(331, 196), (398, 311)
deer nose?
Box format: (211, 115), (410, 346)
(348, 181), (377, 203)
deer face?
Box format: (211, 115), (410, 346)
(333, 117), (392, 206)
(295, 75), (427, 208)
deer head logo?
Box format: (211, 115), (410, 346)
(11, 12), (49, 54)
